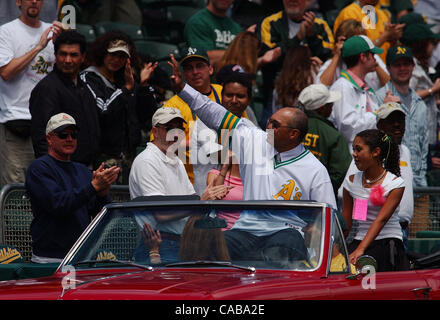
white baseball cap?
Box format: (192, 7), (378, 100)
(298, 84), (341, 111)
(152, 107), (186, 127)
(376, 102), (405, 124)
(107, 39), (131, 58)
(45, 113), (77, 135)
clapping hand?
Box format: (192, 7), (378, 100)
(297, 11), (316, 40)
(142, 223), (162, 251)
(124, 58), (135, 91)
(91, 162), (120, 197)
(201, 180), (234, 200)
(140, 61), (158, 87)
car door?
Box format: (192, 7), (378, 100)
(326, 270), (431, 299)
(323, 214), (431, 299)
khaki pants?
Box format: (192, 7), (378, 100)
(0, 123), (34, 187)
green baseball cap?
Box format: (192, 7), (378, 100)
(386, 45), (414, 66)
(342, 35), (384, 58)
(398, 12), (435, 28)
(402, 23), (440, 43)
(180, 46), (210, 65)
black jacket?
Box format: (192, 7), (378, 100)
(80, 67), (158, 159)
(30, 65), (100, 166)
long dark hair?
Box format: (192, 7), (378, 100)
(274, 46), (314, 107)
(88, 30), (140, 84)
(356, 129), (400, 177)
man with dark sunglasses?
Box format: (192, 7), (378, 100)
(25, 113), (120, 263)
(169, 54), (337, 263)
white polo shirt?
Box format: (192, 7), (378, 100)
(129, 142), (195, 235)
(129, 142), (195, 198)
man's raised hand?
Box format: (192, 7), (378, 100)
(168, 54), (185, 93)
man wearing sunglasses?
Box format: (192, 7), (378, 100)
(169, 54), (336, 262)
(25, 113), (120, 263)
(169, 54), (336, 207)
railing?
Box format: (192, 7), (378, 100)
(408, 187), (440, 238)
(0, 184), (130, 261)
(2, 184), (440, 261)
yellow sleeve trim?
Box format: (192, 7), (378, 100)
(314, 17), (335, 50)
(260, 11), (283, 48)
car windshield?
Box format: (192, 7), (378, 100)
(64, 202), (325, 271)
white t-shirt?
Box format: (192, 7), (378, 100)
(129, 142), (195, 234)
(0, 19), (55, 122)
(339, 145), (413, 223)
(342, 171), (405, 241)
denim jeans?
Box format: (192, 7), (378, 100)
(133, 238), (180, 264)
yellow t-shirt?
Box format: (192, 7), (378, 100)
(333, 2), (391, 61)
(330, 253), (357, 274)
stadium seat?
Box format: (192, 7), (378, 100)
(74, 23), (96, 43)
(94, 21), (145, 41)
(138, 0), (205, 9)
(165, 5), (200, 43)
(166, 5), (199, 23)
(135, 40), (181, 62)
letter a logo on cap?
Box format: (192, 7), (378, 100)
(187, 47), (197, 55)
(396, 47), (407, 55)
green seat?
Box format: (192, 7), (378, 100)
(94, 21), (145, 40)
(416, 231), (440, 238)
(0, 262), (59, 281)
(138, 0), (205, 9)
(167, 5), (199, 23)
(75, 23), (96, 43)
(408, 238), (440, 255)
(135, 40), (180, 61)
(164, 6), (200, 43)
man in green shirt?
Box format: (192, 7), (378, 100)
(184, 0), (242, 67)
(298, 84), (351, 196)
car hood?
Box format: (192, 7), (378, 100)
(0, 268), (322, 300)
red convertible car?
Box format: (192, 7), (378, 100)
(0, 198), (439, 300)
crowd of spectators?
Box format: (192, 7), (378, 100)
(2, 0), (440, 268)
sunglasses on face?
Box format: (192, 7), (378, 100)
(55, 131), (78, 139)
(266, 118), (295, 130)
(157, 125), (185, 132)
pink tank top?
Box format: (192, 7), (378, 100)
(209, 169), (243, 230)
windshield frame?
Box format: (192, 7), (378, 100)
(57, 200), (329, 273)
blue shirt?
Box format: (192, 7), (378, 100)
(376, 82), (428, 187)
(25, 154), (110, 258)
